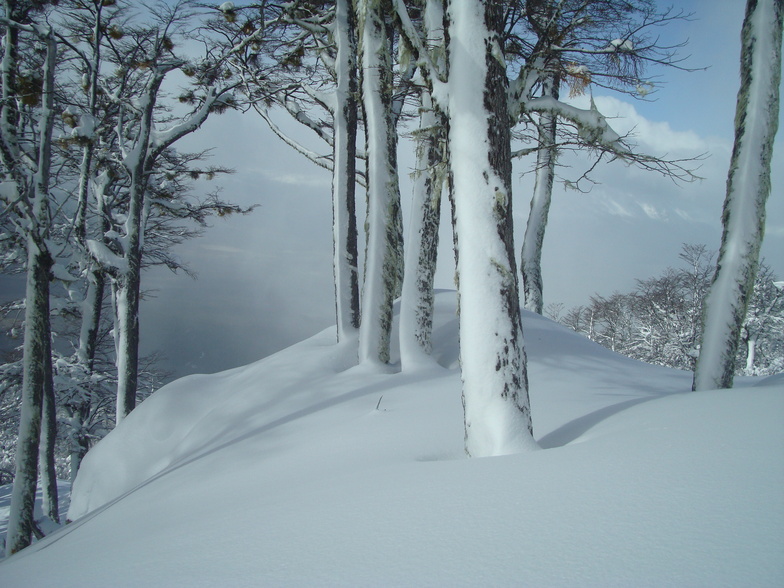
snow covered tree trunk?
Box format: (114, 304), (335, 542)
(744, 333), (758, 372)
(358, 0), (404, 365)
(78, 269), (105, 371)
(6, 29), (58, 556)
(446, 0), (536, 457)
(333, 0), (361, 343)
(115, 282), (140, 421)
(110, 52), (221, 419)
(114, 161), (147, 423)
(521, 67), (559, 315)
(74, 4), (105, 370)
(71, 8), (105, 479)
(71, 180), (109, 479)
(37, 29), (58, 525)
(70, 263), (105, 481)
(6, 239), (51, 556)
(0, 2), (23, 182)
(114, 203), (143, 422)
(693, 0), (782, 391)
(39, 327), (59, 523)
(115, 81), (159, 423)
(68, 399), (92, 484)
(400, 90), (445, 367)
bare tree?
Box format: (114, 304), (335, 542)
(398, 0), (449, 369)
(91, 1), (243, 422)
(1, 0), (59, 554)
(356, 0), (406, 365)
(510, 0), (701, 314)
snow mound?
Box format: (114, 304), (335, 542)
(1, 291), (782, 586)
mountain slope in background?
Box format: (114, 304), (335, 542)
(1, 291), (782, 586)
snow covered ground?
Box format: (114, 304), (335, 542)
(1, 290), (782, 586)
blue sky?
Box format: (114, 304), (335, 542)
(638, 1), (747, 137)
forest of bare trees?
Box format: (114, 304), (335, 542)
(1, 0), (780, 556)
(551, 244), (783, 376)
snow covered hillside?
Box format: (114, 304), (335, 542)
(1, 291), (782, 586)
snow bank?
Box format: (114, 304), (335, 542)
(1, 292), (781, 586)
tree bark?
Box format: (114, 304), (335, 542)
(332, 0), (361, 344)
(39, 326), (59, 523)
(693, 0), (782, 390)
(358, 0), (404, 365)
(446, 0), (536, 457)
(114, 70), (161, 422)
(6, 239), (52, 555)
(400, 89), (445, 367)
(6, 29), (58, 555)
(521, 67), (559, 314)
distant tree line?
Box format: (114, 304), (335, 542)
(548, 244), (783, 376)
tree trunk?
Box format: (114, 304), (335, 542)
(114, 174), (144, 422)
(71, 178), (110, 479)
(446, 0), (536, 457)
(114, 271), (140, 422)
(693, 0), (782, 390)
(358, 0), (404, 365)
(69, 402), (92, 485)
(400, 90), (445, 367)
(38, 29), (59, 523)
(521, 67), (559, 314)
(6, 240), (52, 555)
(333, 0), (361, 344)
(115, 72), (160, 422)
(7, 30), (58, 555)
(744, 333), (758, 372)
(71, 11), (104, 479)
(39, 326), (59, 523)
(69, 265), (105, 482)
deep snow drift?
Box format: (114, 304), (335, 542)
(1, 291), (782, 586)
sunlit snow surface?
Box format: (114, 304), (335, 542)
(1, 291), (782, 586)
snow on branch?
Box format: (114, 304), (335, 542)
(524, 95), (628, 151)
(281, 2), (334, 36)
(254, 105), (333, 172)
(512, 104), (704, 191)
(392, 0), (447, 92)
(300, 84), (335, 115)
(280, 97), (334, 147)
(0, 15), (52, 40)
(86, 239), (128, 275)
(151, 85), (233, 156)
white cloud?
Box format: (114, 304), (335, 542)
(198, 244), (247, 255)
(674, 208), (694, 222)
(601, 195), (634, 218)
(567, 94), (726, 158)
(262, 169), (331, 187)
(595, 96), (711, 155)
(640, 203), (667, 221)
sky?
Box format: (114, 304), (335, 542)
(134, 0), (784, 380)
